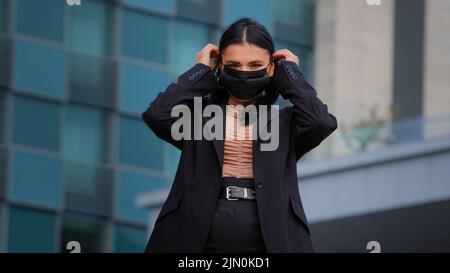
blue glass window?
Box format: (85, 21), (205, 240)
(121, 10), (168, 63)
(0, 203), (4, 237)
(12, 96), (61, 151)
(118, 116), (164, 170)
(62, 104), (112, 214)
(62, 160), (113, 217)
(14, 41), (67, 99)
(10, 151), (62, 208)
(15, 0), (64, 42)
(0, 0), (6, 33)
(63, 103), (109, 163)
(223, 0), (272, 33)
(114, 224), (147, 253)
(123, 0), (175, 15)
(0, 37), (8, 88)
(68, 0), (113, 56)
(115, 171), (166, 223)
(7, 206), (57, 252)
(274, 0), (315, 47)
(119, 63), (170, 114)
(61, 213), (106, 253)
(171, 20), (213, 75)
(0, 92), (5, 144)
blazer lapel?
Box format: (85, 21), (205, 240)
(202, 97), (226, 168)
(253, 104), (280, 153)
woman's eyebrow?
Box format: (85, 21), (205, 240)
(225, 59), (264, 65)
(225, 60), (241, 64)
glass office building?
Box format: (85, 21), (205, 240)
(0, 0), (315, 252)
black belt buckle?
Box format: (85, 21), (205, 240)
(224, 185), (256, 201)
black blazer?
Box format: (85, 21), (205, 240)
(141, 60), (338, 253)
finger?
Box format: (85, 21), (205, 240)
(273, 49), (285, 55)
(281, 49), (296, 58)
(272, 51), (287, 59)
(201, 43), (214, 54)
(206, 43), (218, 51)
(274, 49), (289, 55)
(202, 43), (211, 51)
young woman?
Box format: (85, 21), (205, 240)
(141, 17), (337, 253)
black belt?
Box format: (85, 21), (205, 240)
(220, 185), (256, 201)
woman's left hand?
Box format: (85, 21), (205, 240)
(268, 49), (300, 77)
(273, 49), (300, 65)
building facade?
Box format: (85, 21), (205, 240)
(1, 0), (449, 253)
(0, 0), (314, 252)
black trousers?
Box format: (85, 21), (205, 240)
(203, 177), (267, 253)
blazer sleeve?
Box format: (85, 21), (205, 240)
(272, 60), (338, 160)
(141, 63), (217, 150)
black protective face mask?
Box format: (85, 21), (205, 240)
(217, 64), (272, 100)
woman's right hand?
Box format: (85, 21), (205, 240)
(195, 43), (220, 70)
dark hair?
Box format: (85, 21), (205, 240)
(209, 17), (279, 106)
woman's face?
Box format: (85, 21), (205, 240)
(220, 42), (274, 77)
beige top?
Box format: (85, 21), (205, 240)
(221, 96), (256, 178)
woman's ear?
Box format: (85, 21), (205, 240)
(268, 61), (275, 77)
